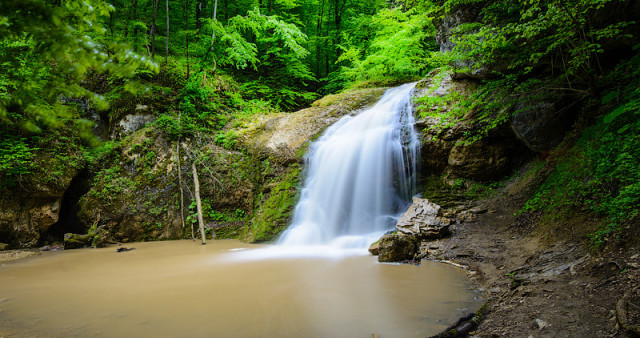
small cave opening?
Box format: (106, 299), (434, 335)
(42, 169), (92, 243)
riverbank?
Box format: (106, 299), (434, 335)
(423, 168), (640, 337)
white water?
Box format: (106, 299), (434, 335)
(277, 83), (420, 249)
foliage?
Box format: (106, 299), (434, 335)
(0, 136), (38, 177)
(336, 7), (437, 89)
(0, 0), (156, 132)
(440, 0), (634, 87)
(522, 83), (640, 249)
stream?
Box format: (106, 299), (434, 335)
(0, 240), (482, 337)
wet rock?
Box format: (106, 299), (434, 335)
(377, 234), (419, 263)
(396, 197), (451, 239)
(64, 233), (92, 249)
(368, 241), (380, 255)
(415, 71), (530, 181)
(236, 87), (386, 165)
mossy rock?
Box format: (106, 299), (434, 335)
(245, 165), (301, 243)
(377, 234), (419, 262)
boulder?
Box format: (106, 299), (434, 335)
(511, 101), (569, 153)
(368, 241), (380, 255)
(377, 234), (419, 263)
(64, 233), (93, 249)
(396, 197), (452, 239)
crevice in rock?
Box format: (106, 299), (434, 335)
(42, 169), (92, 243)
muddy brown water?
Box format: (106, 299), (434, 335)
(0, 240), (482, 337)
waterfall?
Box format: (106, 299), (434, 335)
(278, 82), (420, 248)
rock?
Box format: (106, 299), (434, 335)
(536, 318), (549, 330)
(396, 197), (451, 239)
(368, 241), (380, 256)
(435, 4), (504, 79)
(377, 234), (419, 263)
(447, 140), (511, 181)
(110, 113), (157, 139)
(236, 87), (386, 165)
(64, 233), (92, 249)
(0, 243), (9, 250)
(415, 70), (530, 180)
(511, 100), (571, 153)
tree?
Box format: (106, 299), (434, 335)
(0, 0), (155, 133)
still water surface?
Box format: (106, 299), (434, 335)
(0, 240), (482, 337)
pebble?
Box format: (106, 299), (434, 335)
(536, 318), (549, 329)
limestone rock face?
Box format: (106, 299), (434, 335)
(434, 4), (503, 80)
(0, 175), (75, 248)
(396, 197), (451, 239)
(111, 113), (157, 139)
(447, 141), (510, 181)
(415, 71), (530, 181)
(235, 88), (386, 165)
(377, 234), (419, 263)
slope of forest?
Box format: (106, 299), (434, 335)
(1, 0), (640, 335)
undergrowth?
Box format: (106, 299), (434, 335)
(521, 51), (640, 248)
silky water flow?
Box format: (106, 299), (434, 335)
(278, 82), (420, 248)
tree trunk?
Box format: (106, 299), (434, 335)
(315, 0), (325, 77)
(210, 0), (218, 47)
(151, 0), (158, 62)
(132, 0), (138, 44)
(196, 0), (202, 36)
(165, 0), (169, 64)
(186, 33), (190, 78)
(192, 162), (207, 245)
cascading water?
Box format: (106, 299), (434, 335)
(278, 82), (420, 249)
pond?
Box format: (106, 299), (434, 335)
(0, 240), (482, 337)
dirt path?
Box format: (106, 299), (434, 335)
(424, 182), (640, 337)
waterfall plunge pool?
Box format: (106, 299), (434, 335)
(0, 240), (483, 337)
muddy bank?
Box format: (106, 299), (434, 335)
(422, 169), (640, 337)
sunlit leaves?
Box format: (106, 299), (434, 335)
(0, 0), (156, 132)
(336, 7), (435, 87)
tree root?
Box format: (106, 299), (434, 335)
(616, 289), (640, 336)
(430, 302), (489, 338)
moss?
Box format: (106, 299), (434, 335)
(312, 87), (386, 109)
(421, 174), (505, 208)
(245, 165), (301, 243)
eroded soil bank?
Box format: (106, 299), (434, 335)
(423, 168), (640, 337)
